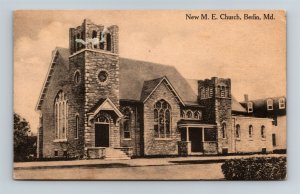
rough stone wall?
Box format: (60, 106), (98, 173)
(143, 81), (181, 156)
(41, 51), (85, 158)
(120, 101), (143, 156)
(198, 77), (232, 153)
(84, 50), (120, 149)
(232, 116), (273, 153)
(69, 19), (119, 55)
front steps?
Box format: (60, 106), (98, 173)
(105, 148), (131, 160)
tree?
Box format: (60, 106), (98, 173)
(14, 112), (36, 161)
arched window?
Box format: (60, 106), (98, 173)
(217, 85), (221, 97)
(209, 86), (213, 97)
(81, 31), (85, 49)
(205, 87), (209, 98)
(75, 114), (79, 139)
(261, 125), (266, 139)
(221, 123), (226, 139)
(92, 30), (98, 48)
(267, 99), (273, 110)
(194, 111), (202, 120)
(235, 124), (240, 139)
(54, 91), (68, 140)
(279, 98), (285, 109)
(76, 33), (80, 51)
(99, 32), (104, 50)
(186, 110), (193, 119)
(154, 99), (171, 138)
(221, 86), (225, 97)
(106, 33), (112, 51)
(73, 35), (76, 52)
(74, 70), (81, 85)
(123, 107), (132, 139)
(249, 125), (253, 138)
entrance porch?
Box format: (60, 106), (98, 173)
(178, 122), (217, 156)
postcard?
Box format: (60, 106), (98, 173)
(14, 10), (286, 180)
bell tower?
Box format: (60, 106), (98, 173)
(198, 77), (232, 153)
(68, 19), (121, 149)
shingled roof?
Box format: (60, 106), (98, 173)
(119, 58), (197, 104)
(36, 47), (247, 113)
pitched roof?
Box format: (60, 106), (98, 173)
(140, 77), (165, 102)
(36, 47), (69, 110)
(119, 58), (197, 103)
(36, 47), (247, 113)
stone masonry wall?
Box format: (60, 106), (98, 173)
(84, 50), (120, 149)
(41, 51), (85, 158)
(144, 81), (181, 156)
(119, 102), (143, 156)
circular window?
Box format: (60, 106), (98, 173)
(74, 70), (81, 85)
(98, 70), (108, 83)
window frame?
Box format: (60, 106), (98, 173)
(261, 125), (266, 140)
(267, 99), (274, 110)
(153, 99), (172, 139)
(221, 123), (227, 139)
(75, 114), (79, 139)
(54, 91), (68, 142)
(248, 125), (253, 140)
(235, 124), (241, 140)
(122, 107), (132, 140)
(279, 98), (285, 109)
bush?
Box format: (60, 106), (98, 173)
(221, 157), (286, 180)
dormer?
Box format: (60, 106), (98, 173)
(247, 101), (253, 113)
(267, 98), (273, 110)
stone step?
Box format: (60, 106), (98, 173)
(105, 148), (131, 160)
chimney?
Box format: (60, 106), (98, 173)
(244, 94), (249, 102)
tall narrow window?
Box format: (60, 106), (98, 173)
(92, 30), (98, 49)
(221, 123), (226, 139)
(54, 91), (68, 140)
(267, 99), (273, 110)
(76, 33), (80, 51)
(154, 99), (171, 138)
(248, 102), (253, 113)
(217, 86), (221, 97)
(194, 111), (202, 120)
(75, 114), (79, 139)
(249, 125), (253, 139)
(261, 125), (266, 139)
(106, 33), (112, 51)
(99, 32), (104, 49)
(205, 87), (209, 98)
(221, 86), (225, 97)
(209, 86), (213, 97)
(123, 107), (132, 139)
(279, 98), (285, 109)
(235, 124), (240, 139)
(186, 110), (193, 119)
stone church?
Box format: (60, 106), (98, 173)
(36, 19), (285, 159)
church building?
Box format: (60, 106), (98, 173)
(36, 19), (284, 159)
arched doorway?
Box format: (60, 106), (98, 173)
(95, 114), (110, 147)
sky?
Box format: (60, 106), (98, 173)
(14, 10), (286, 133)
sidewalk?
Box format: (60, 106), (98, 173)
(14, 154), (286, 170)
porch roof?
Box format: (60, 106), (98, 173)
(177, 119), (216, 128)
